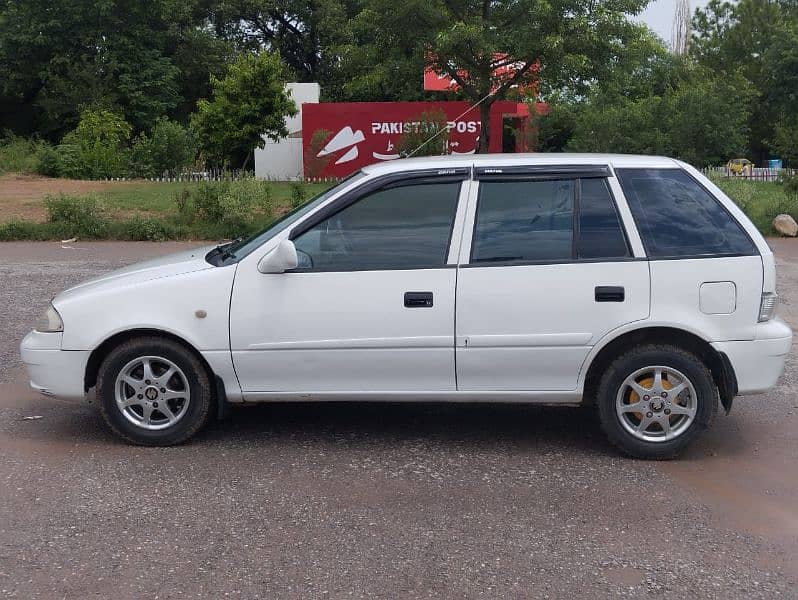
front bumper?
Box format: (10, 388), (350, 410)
(20, 330), (89, 401)
(712, 318), (793, 395)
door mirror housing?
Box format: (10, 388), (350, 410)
(258, 239), (298, 274)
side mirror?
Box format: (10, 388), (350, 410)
(257, 239), (298, 274)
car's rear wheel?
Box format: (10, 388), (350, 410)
(96, 337), (213, 445)
(596, 345), (717, 459)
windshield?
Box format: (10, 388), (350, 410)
(215, 171), (366, 265)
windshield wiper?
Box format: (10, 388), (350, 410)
(205, 236), (245, 266)
(217, 235), (247, 262)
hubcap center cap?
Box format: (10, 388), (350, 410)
(650, 399), (664, 411)
(144, 387), (159, 401)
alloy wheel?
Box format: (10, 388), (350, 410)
(115, 356), (191, 431)
(615, 365), (697, 443)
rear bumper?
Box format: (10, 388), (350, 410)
(20, 330), (89, 401)
(712, 318), (793, 395)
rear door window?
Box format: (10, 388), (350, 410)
(578, 178), (630, 259)
(471, 179), (575, 263)
(616, 168), (755, 258)
(470, 177), (630, 264)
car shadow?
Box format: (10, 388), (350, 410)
(6, 383), (613, 454)
(199, 401), (611, 454)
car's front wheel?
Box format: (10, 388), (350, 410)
(597, 345), (718, 459)
(96, 336), (213, 445)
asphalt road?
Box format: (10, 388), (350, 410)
(1, 240), (797, 599)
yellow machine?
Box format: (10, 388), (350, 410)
(727, 158), (753, 175)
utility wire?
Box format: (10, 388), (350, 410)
(404, 91), (494, 158)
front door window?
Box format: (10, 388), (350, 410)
(292, 182), (461, 271)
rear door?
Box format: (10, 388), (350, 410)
(455, 166), (650, 391)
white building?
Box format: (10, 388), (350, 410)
(254, 82), (319, 181)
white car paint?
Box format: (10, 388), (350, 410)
(20, 153), (792, 410)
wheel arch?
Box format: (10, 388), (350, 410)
(84, 328), (217, 395)
(581, 326), (737, 413)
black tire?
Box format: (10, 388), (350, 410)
(96, 336), (214, 446)
(596, 344), (718, 460)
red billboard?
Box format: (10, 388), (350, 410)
(301, 100), (528, 178)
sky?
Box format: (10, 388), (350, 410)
(636, 0), (711, 45)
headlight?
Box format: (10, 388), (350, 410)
(35, 303), (64, 332)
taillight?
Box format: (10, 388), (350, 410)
(758, 292), (778, 322)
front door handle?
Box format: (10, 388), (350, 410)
(404, 291), (433, 308)
(595, 286), (625, 302)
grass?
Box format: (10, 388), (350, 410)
(0, 171), (795, 241)
(709, 174), (798, 235)
(0, 178), (336, 242)
(97, 180), (331, 214)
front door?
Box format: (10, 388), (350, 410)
(455, 169), (651, 391)
(229, 176), (467, 393)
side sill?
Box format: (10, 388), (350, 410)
(239, 390), (583, 405)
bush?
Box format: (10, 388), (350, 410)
(35, 143), (61, 177)
(127, 119), (197, 178)
(44, 193), (108, 238)
(191, 182), (225, 222)
(780, 171), (798, 199)
(149, 118), (197, 176)
(216, 177), (275, 233)
(53, 143), (83, 179)
(0, 135), (54, 175)
(187, 177), (274, 228)
(0, 219), (53, 241)
(290, 182), (307, 207)
(127, 133), (156, 178)
(173, 188), (192, 219)
(117, 217), (174, 241)
(58, 109), (132, 179)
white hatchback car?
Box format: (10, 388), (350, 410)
(21, 154), (792, 458)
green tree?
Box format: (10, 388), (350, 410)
(773, 118), (798, 167)
(536, 29), (674, 152)
(214, 0), (359, 97)
(328, 0), (436, 102)
(0, 0), (232, 138)
(692, 0), (798, 164)
(352, 0), (651, 152)
(563, 61), (754, 167)
(191, 51), (297, 169)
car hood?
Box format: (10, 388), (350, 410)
(55, 245), (217, 302)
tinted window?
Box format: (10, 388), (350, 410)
(578, 178), (630, 259)
(293, 182), (460, 270)
(219, 171), (367, 264)
(616, 168), (755, 258)
(472, 180), (575, 262)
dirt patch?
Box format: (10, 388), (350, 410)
(0, 173), (146, 222)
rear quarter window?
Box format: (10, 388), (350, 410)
(615, 168), (755, 258)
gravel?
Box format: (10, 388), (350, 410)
(1, 240), (796, 599)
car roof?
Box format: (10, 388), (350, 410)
(360, 153), (682, 176)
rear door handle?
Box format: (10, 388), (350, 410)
(595, 286), (625, 302)
(404, 291), (433, 308)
